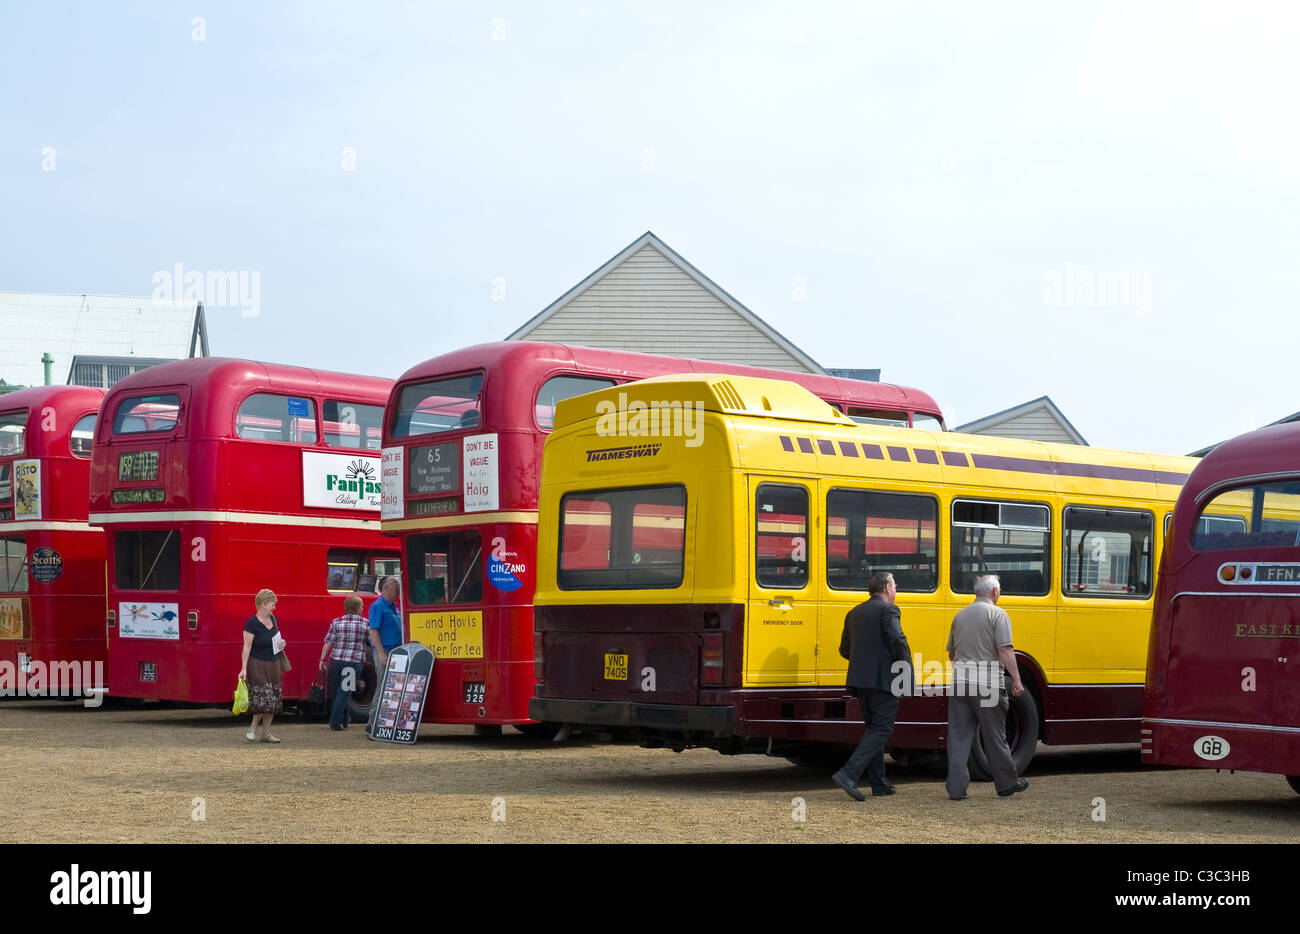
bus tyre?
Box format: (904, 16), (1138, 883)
(346, 660), (378, 723)
(968, 687), (1040, 782)
(1287, 775), (1300, 796)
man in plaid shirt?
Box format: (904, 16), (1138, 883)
(319, 595), (370, 730)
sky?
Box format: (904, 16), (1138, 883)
(3, 1), (1298, 456)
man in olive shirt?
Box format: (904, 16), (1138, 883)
(945, 574), (1029, 800)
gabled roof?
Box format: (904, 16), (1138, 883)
(0, 292), (208, 388)
(954, 395), (1088, 445)
(505, 230), (826, 374)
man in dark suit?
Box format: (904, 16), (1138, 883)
(832, 570), (911, 800)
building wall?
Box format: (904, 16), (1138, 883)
(962, 408), (1081, 445)
(519, 245), (817, 373)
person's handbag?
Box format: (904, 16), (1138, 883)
(232, 678), (249, 715)
(277, 649), (292, 672)
(272, 624), (290, 671)
(307, 666), (327, 705)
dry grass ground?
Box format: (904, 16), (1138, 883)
(1, 700), (1296, 843)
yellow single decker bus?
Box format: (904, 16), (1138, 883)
(530, 374), (1196, 773)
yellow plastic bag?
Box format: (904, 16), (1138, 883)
(232, 678), (249, 715)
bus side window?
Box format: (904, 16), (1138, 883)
(951, 499), (1050, 595)
(755, 484), (809, 589)
(1062, 506), (1154, 598)
(827, 489), (937, 592)
(236, 393), (318, 444)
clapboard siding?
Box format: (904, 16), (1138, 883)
(964, 408), (1082, 445)
(519, 245), (818, 373)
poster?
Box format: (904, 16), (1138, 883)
(408, 609), (483, 660)
(302, 451), (382, 512)
(13, 459), (40, 520)
(462, 433), (498, 512)
(0, 598), (28, 640)
(118, 602), (181, 640)
(380, 446), (404, 520)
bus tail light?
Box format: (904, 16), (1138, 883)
(534, 632), (545, 683)
(701, 633), (725, 686)
(106, 610), (116, 629)
(187, 611), (199, 631)
(1220, 565), (1236, 581)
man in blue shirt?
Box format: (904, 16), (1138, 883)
(368, 576), (403, 672)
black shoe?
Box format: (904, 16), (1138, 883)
(329, 724), (344, 731)
(871, 783), (897, 797)
(832, 770), (866, 801)
(949, 794), (968, 801)
(997, 778), (1029, 797)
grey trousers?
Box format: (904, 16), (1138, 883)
(945, 691), (1019, 797)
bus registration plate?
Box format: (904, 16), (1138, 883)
(603, 653), (628, 681)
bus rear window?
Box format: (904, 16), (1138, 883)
(1193, 480), (1300, 551)
(114, 395), (181, 434)
(844, 407), (909, 428)
(1, 536), (28, 593)
(115, 529), (181, 590)
(0, 411), (27, 456)
(236, 393), (318, 444)
(406, 531), (482, 605)
(391, 373), (483, 439)
(559, 485), (685, 590)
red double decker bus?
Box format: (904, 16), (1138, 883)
(1143, 422), (1300, 795)
(90, 358), (400, 707)
(0, 386), (106, 695)
(381, 341), (945, 732)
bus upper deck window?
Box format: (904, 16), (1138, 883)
(911, 414), (945, 431)
(69, 413), (96, 458)
(236, 393), (318, 444)
(1, 536), (29, 593)
(844, 408), (908, 428)
(113, 394), (181, 434)
(324, 400), (383, 450)
(0, 410), (28, 456)
(392, 372), (484, 439)
(535, 376), (616, 430)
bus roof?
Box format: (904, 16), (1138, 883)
(553, 374), (1197, 500)
(394, 341), (944, 418)
(101, 357), (392, 437)
(554, 373), (857, 429)
(0, 385), (106, 429)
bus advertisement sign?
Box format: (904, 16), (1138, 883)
(13, 459), (40, 519)
(0, 598), (29, 639)
(409, 610), (484, 659)
(302, 451), (382, 511)
(118, 602), (181, 640)
(463, 434), (498, 512)
(380, 446), (404, 520)
(370, 643), (434, 744)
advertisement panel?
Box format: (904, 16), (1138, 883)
(302, 451), (382, 512)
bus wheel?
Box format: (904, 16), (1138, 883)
(1287, 775), (1300, 796)
(968, 687), (1040, 782)
(346, 661), (378, 723)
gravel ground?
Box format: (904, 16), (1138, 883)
(1, 700), (1296, 843)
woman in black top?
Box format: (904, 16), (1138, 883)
(239, 588), (285, 742)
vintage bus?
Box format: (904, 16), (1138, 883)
(90, 358), (400, 708)
(1142, 422), (1300, 794)
(0, 386), (107, 696)
(529, 374), (1197, 773)
(381, 341), (946, 732)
